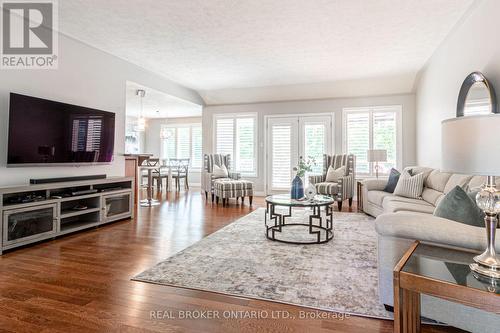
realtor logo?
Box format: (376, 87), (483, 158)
(1, 0), (58, 69)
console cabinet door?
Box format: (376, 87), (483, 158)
(102, 192), (132, 223)
(3, 203), (58, 246)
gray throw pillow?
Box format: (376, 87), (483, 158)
(434, 186), (485, 228)
(384, 168), (400, 193)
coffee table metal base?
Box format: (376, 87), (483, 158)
(265, 202), (333, 244)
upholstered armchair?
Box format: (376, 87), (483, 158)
(202, 154), (241, 201)
(308, 154), (356, 211)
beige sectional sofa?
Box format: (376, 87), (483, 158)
(364, 166), (500, 333)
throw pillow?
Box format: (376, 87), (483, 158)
(393, 170), (424, 199)
(434, 186), (485, 228)
(325, 165), (346, 182)
(212, 164), (228, 178)
(384, 168), (401, 193)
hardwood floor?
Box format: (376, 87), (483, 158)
(0, 190), (464, 332)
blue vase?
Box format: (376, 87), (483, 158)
(291, 175), (304, 199)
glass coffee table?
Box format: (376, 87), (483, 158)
(394, 241), (500, 332)
(265, 194), (335, 244)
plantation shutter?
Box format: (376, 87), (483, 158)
(216, 118), (234, 156)
(345, 112), (370, 174)
(373, 109), (397, 172)
(271, 125), (292, 189)
(177, 127), (190, 159)
(191, 125), (202, 168)
(236, 117), (255, 173)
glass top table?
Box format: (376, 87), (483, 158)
(264, 194), (335, 244)
(394, 241), (500, 332)
(401, 242), (500, 294)
(265, 194), (335, 207)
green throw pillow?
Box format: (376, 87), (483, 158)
(434, 185), (485, 228)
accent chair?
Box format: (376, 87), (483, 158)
(308, 154), (356, 211)
(202, 154), (241, 201)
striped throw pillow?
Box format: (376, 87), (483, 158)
(394, 171), (424, 199)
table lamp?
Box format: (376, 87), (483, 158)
(442, 114), (500, 279)
(367, 149), (387, 179)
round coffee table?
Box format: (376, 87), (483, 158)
(265, 194), (335, 244)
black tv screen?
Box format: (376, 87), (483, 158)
(8, 93), (115, 165)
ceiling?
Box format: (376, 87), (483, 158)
(126, 82), (202, 119)
(60, 0), (474, 104)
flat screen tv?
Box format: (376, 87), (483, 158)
(7, 93), (115, 166)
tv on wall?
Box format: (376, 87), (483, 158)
(7, 93), (115, 166)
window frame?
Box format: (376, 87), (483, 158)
(160, 123), (203, 171)
(342, 105), (403, 177)
(213, 113), (258, 177)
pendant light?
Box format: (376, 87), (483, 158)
(136, 89), (146, 132)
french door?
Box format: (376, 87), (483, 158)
(266, 115), (333, 194)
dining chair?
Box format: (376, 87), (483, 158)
(169, 158), (190, 191)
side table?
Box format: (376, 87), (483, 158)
(394, 241), (500, 333)
(356, 180), (363, 212)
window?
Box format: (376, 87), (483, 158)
(214, 114), (257, 176)
(343, 106), (402, 176)
(160, 124), (202, 169)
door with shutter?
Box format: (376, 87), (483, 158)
(266, 115), (333, 194)
(299, 116), (332, 176)
(267, 117), (299, 193)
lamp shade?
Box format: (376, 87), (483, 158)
(367, 149), (387, 162)
(441, 114), (500, 176)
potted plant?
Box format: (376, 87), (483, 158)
(291, 156), (315, 199)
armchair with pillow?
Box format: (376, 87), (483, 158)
(202, 154), (241, 201)
(308, 154), (356, 211)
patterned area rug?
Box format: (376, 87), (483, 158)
(133, 208), (391, 319)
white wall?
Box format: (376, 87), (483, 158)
(0, 33), (203, 186)
(415, 0), (500, 167)
(203, 94), (416, 193)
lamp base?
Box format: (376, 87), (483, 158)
(470, 262), (500, 279)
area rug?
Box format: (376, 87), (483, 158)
(133, 208), (391, 319)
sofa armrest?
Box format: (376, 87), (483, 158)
(362, 179), (388, 191)
(309, 174), (325, 185)
(202, 172), (214, 192)
(337, 174), (355, 200)
(375, 212), (499, 252)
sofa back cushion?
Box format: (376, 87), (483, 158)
(443, 174), (473, 194)
(404, 166), (434, 182)
(425, 170), (452, 192)
(467, 176), (487, 192)
(421, 188), (444, 206)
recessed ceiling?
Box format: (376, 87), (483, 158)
(126, 81), (202, 119)
(60, 0), (474, 103)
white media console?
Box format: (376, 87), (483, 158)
(0, 177), (134, 255)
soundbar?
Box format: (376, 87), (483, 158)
(30, 174), (107, 184)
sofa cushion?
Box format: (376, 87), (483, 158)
(425, 170), (452, 192)
(382, 195), (434, 214)
(383, 201), (435, 214)
(404, 166), (434, 181)
(394, 171), (425, 199)
(434, 186), (485, 228)
(467, 176), (487, 192)
(315, 182), (339, 195)
(421, 188), (443, 206)
(383, 168), (400, 193)
(367, 190), (393, 207)
(443, 174), (473, 194)
(325, 165), (345, 182)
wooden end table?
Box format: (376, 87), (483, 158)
(394, 241), (500, 333)
(356, 180), (363, 212)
